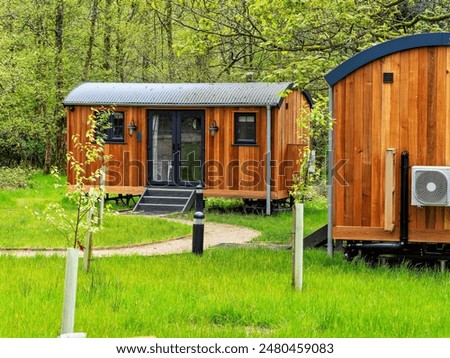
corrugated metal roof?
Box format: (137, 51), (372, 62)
(63, 82), (294, 107)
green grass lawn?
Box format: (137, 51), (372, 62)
(5, 172), (446, 339)
(1, 248), (449, 338)
(0, 173), (191, 248)
(204, 201), (327, 244)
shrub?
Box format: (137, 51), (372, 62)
(205, 197), (244, 213)
(0, 167), (36, 190)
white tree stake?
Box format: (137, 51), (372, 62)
(61, 248), (79, 335)
(293, 203), (304, 291)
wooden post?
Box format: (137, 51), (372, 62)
(99, 165), (106, 224)
(292, 203), (304, 291)
(384, 149), (396, 232)
(83, 207), (93, 272)
(83, 187), (95, 272)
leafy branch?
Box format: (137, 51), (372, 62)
(39, 108), (112, 249)
(290, 95), (333, 203)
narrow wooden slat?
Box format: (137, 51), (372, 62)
(352, 65), (364, 226)
(415, 48), (429, 230)
(407, 48), (419, 229)
(384, 149), (396, 232)
(435, 48), (447, 230)
(379, 55), (392, 228)
(370, 59), (382, 227)
(344, 73), (355, 226)
(333, 82), (346, 226)
(445, 48), (450, 230)
(361, 63), (373, 226)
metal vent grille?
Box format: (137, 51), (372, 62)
(383, 72), (394, 83)
(414, 170), (448, 205)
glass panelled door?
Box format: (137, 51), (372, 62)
(150, 111), (174, 183)
(179, 112), (203, 184)
(149, 110), (204, 186)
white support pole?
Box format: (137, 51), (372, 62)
(265, 105), (272, 215)
(293, 203), (304, 291)
(327, 87), (334, 258)
(61, 248), (79, 335)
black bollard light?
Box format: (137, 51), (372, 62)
(195, 185), (204, 212)
(192, 211), (205, 255)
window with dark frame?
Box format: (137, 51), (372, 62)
(96, 111), (125, 143)
(234, 112), (256, 145)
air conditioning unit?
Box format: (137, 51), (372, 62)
(411, 166), (450, 207)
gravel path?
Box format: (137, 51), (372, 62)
(0, 218), (260, 258)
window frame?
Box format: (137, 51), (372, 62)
(234, 112), (257, 145)
(96, 111), (125, 144)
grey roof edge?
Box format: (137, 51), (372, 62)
(325, 32), (450, 87)
(62, 82), (307, 108)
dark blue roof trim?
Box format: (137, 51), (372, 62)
(325, 32), (450, 87)
(302, 90), (314, 109)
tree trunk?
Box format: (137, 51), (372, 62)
(53, 0), (66, 171)
(103, 0), (113, 72)
(82, 0), (99, 81)
(164, 0), (175, 80)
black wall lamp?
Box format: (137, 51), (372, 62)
(127, 119), (137, 137)
(209, 120), (219, 137)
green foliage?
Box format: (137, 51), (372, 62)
(0, 0), (448, 168)
(291, 95), (333, 203)
(0, 167), (36, 190)
(205, 197), (245, 212)
(1, 249), (450, 337)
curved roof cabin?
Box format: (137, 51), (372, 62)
(64, 82), (312, 214)
(325, 33), (450, 253)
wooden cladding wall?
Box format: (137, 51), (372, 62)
(332, 46), (450, 241)
(204, 90), (309, 199)
(204, 106), (268, 196)
(66, 106), (148, 188)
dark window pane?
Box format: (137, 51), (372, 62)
(234, 113), (256, 144)
(109, 112), (124, 141)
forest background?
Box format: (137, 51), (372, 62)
(0, 0), (449, 173)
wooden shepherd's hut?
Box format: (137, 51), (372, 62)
(63, 82), (312, 214)
(325, 32), (450, 260)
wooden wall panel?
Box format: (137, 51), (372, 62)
(332, 46), (450, 242)
(333, 81), (346, 226)
(204, 90), (310, 199)
(361, 63), (373, 227)
(67, 106), (147, 189)
(205, 106), (267, 194)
